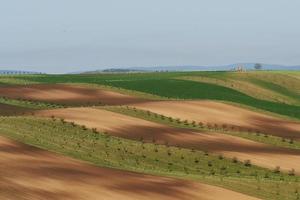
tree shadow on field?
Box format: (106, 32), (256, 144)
(248, 115), (300, 140)
(0, 84), (149, 106)
(108, 124), (300, 156)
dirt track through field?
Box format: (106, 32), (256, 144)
(36, 108), (300, 174)
(0, 84), (147, 105)
(0, 136), (259, 200)
(130, 100), (300, 140)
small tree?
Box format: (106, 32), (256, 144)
(254, 63), (262, 70)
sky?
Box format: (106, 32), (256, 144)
(1, 0), (300, 73)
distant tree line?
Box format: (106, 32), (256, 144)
(0, 71), (43, 75)
(254, 63), (262, 70)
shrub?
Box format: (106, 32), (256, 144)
(264, 173), (269, 178)
(232, 157), (238, 163)
(192, 121), (196, 127)
(274, 166), (281, 174)
(244, 159), (251, 167)
(214, 124), (218, 130)
(218, 154), (224, 160)
(92, 128), (98, 133)
(207, 161), (212, 167)
(288, 168), (295, 176)
(220, 166), (226, 171)
(198, 122), (204, 128)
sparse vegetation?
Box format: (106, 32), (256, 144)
(0, 116), (300, 200)
(104, 106), (300, 150)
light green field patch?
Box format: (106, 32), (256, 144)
(179, 71), (300, 106)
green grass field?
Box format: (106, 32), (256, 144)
(0, 116), (299, 200)
(179, 71), (300, 105)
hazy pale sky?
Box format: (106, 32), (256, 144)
(1, 0), (300, 73)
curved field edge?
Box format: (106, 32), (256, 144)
(104, 106), (300, 150)
(182, 71), (300, 103)
(177, 75), (300, 106)
(102, 79), (300, 120)
(0, 116), (300, 200)
(67, 83), (300, 122)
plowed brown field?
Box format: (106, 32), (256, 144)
(0, 136), (259, 200)
(36, 108), (300, 173)
(0, 84), (146, 105)
(130, 100), (300, 140)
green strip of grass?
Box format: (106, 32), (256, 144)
(0, 116), (299, 200)
(0, 97), (63, 110)
(104, 106), (300, 150)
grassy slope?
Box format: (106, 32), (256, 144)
(104, 79), (300, 119)
(179, 71), (300, 105)
(0, 116), (299, 200)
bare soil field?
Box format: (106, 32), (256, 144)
(0, 84), (147, 105)
(36, 108), (300, 173)
(130, 100), (300, 140)
(0, 136), (259, 200)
